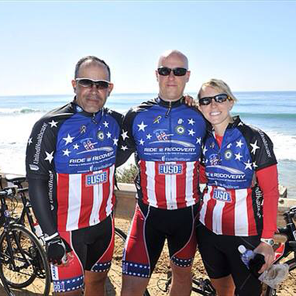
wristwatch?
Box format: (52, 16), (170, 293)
(260, 238), (275, 246)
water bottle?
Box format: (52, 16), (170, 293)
(238, 245), (255, 267)
(33, 222), (45, 245)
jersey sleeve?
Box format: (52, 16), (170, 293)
(256, 165), (279, 238)
(26, 117), (57, 180)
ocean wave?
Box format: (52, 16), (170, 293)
(0, 108), (45, 114)
(234, 112), (296, 120)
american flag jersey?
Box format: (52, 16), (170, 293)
(199, 116), (277, 236)
(26, 100), (122, 231)
(119, 97), (206, 210)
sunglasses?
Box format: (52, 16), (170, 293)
(157, 67), (188, 76)
(76, 78), (110, 89)
(199, 94), (230, 106)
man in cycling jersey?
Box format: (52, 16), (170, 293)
(118, 50), (206, 296)
(26, 56), (122, 295)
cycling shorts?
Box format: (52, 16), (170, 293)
(51, 214), (114, 293)
(122, 200), (198, 278)
(196, 222), (262, 296)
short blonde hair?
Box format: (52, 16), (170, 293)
(198, 79), (237, 102)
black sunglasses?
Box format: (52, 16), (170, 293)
(76, 78), (110, 89)
(157, 67), (188, 76)
(199, 94), (230, 106)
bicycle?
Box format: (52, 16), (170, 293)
(264, 206), (296, 296)
(0, 176), (51, 295)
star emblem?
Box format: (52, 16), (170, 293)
(196, 137), (201, 144)
(139, 139), (145, 145)
(236, 140), (244, 148)
(45, 151), (54, 163)
(73, 144), (79, 150)
(28, 137), (33, 145)
(138, 121), (147, 132)
(63, 134), (74, 145)
(188, 129), (195, 136)
(244, 160), (253, 170)
(250, 140), (260, 155)
(188, 118), (195, 125)
(121, 130), (129, 140)
(253, 162), (258, 169)
(103, 121), (109, 128)
(48, 120), (58, 128)
(113, 138), (119, 146)
(121, 145), (128, 151)
(106, 132), (112, 138)
(203, 146), (208, 155)
(235, 153), (243, 161)
(146, 134), (152, 140)
(107, 109), (113, 114)
(63, 149), (71, 156)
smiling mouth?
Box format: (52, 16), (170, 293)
(210, 111), (221, 116)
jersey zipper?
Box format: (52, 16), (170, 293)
(165, 101), (172, 118)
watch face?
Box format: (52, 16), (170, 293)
(261, 238), (274, 246)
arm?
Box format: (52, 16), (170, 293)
(253, 164), (279, 273)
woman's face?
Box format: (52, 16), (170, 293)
(198, 86), (234, 132)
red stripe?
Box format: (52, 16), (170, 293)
(176, 162), (185, 207)
(155, 162), (166, 208)
(247, 189), (257, 235)
(78, 173), (93, 228)
(204, 188), (216, 231)
(222, 189), (235, 235)
(139, 161), (148, 204)
(57, 174), (69, 231)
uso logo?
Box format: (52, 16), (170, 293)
(159, 164), (183, 175)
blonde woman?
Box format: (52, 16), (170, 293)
(196, 79), (279, 296)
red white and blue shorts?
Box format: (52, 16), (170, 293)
(51, 214), (114, 293)
(122, 200), (198, 278)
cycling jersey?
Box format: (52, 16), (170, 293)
(199, 116), (278, 236)
(26, 100), (122, 232)
(119, 96), (206, 210)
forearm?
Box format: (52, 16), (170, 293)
(28, 177), (57, 236)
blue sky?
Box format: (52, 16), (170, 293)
(0, 0), (295, 95)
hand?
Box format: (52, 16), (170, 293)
(254, 242), (275, 273)
(46, 235), (72, 266)
(184, 94), (198, 107)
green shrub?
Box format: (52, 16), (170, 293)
(116, 164), (138, 184)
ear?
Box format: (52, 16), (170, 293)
(155, 70), (159, 82)
(186, 70), (191, 83)
(107, 83), (114, 96)
(71, 80), (77, 93)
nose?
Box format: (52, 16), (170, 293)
(210, 99), (218, 107)
(168, 71), (175, 80)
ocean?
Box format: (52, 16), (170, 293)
(0, 91), (295, 198)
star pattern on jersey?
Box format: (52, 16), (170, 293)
(196, 137), (201, 144)
(49, 120), (58, 128)
(188, 118), (195, 125)
(188, 129), (195, 136)
(73, 144), (79, 150)
(235, 153), (243, 161)
(139, 139), (145, 145)
(28, 137), (33, 145)
(113, 138), (119, 146)
(107, 109), (113, 114)
(253, 161), (258, 169)
(121, 130), (129, 140)
(106, 132), (112, 138)
(244, 159), (253, 170)
(236, 140), (244, 148)
(45, 151), (54, 163)
(146, 134), (152, 140)
(103, 121), (109, 128)
(250, 140), (260, 155)
(63, 134), (74, 145)
(138, 121), (147, 132)
(121, 145), (128, 151)
(63, 149), (71, 156)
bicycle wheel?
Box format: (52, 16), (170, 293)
(107, 227), (150, 296)
(0, 224), (51, 295)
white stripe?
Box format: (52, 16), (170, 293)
(146, 161), (157, 206)
(106, 165), (114, 216)
(185, 162), (194, 206)
(89, 176), (100, 225)
(234, 189), (249, 235)
(212, 200), (225, 235)
(199, 186), (213, 224)
(166, 169), (177, 209)
(66, 174), (81, 231)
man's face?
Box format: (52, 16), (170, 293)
(71, 61), (113, 113)
(156, 53), (190, 102)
